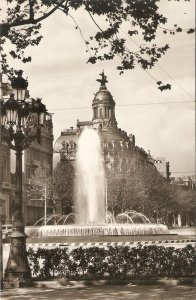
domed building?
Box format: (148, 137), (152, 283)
(54, 71), (155, 173)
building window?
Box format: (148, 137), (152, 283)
(95, 107), (98, 118)
(103, 140), (108, 149)
(1, 166), (5, 182)
(104, 107), (107, 117)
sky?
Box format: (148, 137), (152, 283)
(1, 0), (195, 178)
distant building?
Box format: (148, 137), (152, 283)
(170, 176), (196, 189)
(154, 157), (170, 180)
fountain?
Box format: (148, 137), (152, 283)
(75, 128), (105, 224)
(26, 128), (169, 238)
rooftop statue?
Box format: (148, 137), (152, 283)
(96, 70), (108, 86)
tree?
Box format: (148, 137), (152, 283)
(106, 167), (159, 216)
(51, 157), (74, 215)
(26, 165), (52, 202)
(27, 167), (52, 199)
(0, 0), (195, 90)
(25, 165), (53, 224)
(106, 164), (196, 227)
(26, 158), (75, 215)
(171, 183), (196, 226)
(107, 171), (127, 215)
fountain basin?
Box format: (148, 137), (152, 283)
(25, 223), (169, 238)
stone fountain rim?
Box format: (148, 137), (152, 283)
(27, 223), (168, 228)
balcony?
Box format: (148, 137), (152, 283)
(1, 181), (11, 190)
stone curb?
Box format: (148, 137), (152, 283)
(3, 239), (196, 248)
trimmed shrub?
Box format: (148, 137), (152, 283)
(27, 244), (196, 280)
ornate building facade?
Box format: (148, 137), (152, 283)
(54, 72), (160, 174)
(23, 113), (53, 225)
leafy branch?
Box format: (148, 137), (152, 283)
(0, 0), (195, 91)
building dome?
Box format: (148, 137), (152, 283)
(93, 86), (115, 105)
(92, 71), (117, 127)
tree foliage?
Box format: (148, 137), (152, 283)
(26, 158), (75, 214)
(26, 160), (196, 226)
(0, 0), (195, 90)
(25, 165), (53, 207)
(106, 166), (196, 226)
(51, 157), (74, 214)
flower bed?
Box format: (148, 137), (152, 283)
(27, 244), (196, 280)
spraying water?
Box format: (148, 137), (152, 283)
(75, 128), (105, 224)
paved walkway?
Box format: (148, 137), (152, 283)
(1, 284), (196, 300)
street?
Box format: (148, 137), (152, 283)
(1, 284), (196, 300)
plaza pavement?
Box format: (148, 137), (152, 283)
(1, 283), (196, 300)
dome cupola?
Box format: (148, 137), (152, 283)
(92, 71), (117, 128)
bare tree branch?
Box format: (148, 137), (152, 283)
(68, 13), (92, 56)
(29, 0), (35, 21)
(0, 0), (68, 35)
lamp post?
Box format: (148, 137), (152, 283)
(0, 74), (3, 290)
(105, 177), (108, 223)
(44, 185), (47, 226)
(1, 70), (47, 288)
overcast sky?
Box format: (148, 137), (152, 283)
(2, 0), (195, 177)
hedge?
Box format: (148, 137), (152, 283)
(27, 244), (196, 280)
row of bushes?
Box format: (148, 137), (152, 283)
(27, 244), (196, 280)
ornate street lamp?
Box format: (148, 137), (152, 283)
(1, 70), (47, 287)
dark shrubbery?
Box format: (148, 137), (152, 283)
(27, 244), (196, 280)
